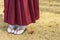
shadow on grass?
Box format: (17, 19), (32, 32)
(0, 14), (8, 32)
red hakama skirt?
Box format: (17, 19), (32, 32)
(4, 0), (39, 25)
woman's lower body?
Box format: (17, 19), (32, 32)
(4, 0), (39, 34)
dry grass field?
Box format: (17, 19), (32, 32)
(0, 0), (60, 40)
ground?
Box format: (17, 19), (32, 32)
(0, 0), (60, 40)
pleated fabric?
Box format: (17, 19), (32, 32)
(4, 0), (39, 25)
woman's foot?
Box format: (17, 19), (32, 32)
(14, 25), (26, 35)
(7, 25), (16, 34)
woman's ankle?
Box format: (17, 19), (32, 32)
(9, 25), (15, 28)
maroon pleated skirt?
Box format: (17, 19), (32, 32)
(4, 0), (39, 25)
